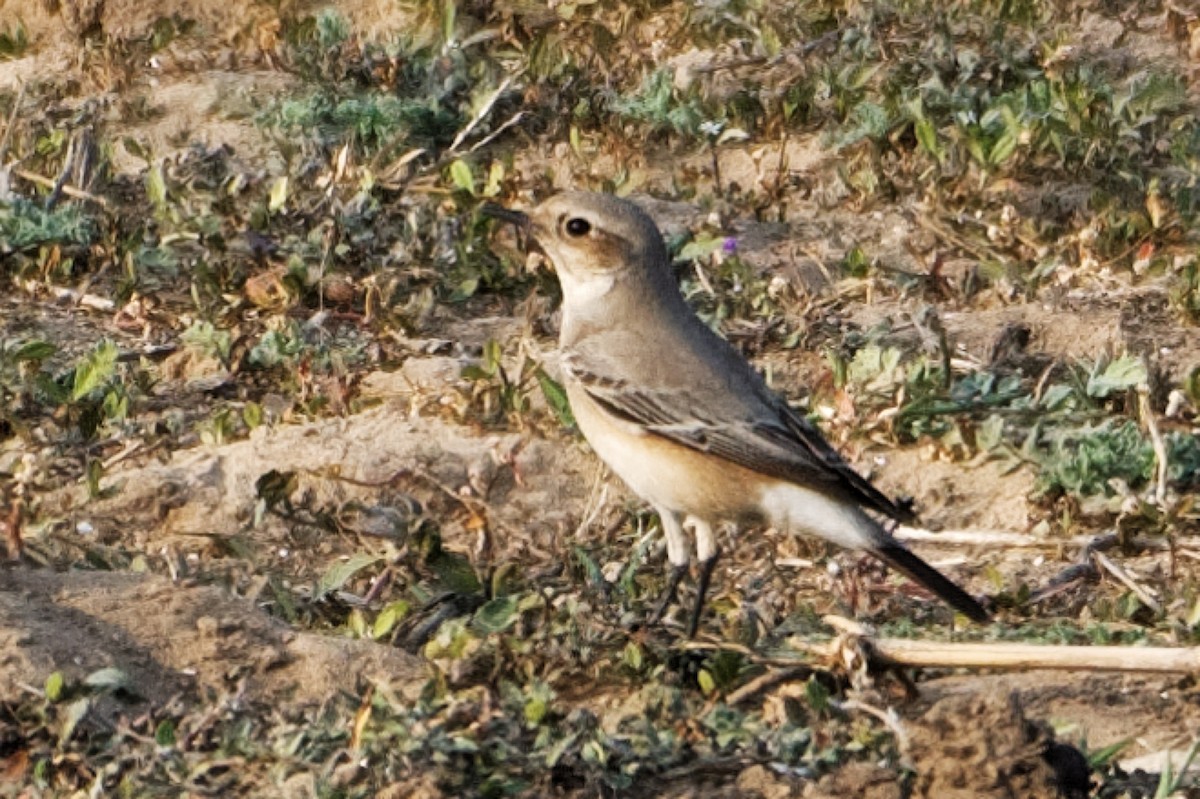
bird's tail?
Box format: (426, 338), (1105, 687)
(870, 542), (991, 623)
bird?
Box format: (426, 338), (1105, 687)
(484, 192), (990, 637)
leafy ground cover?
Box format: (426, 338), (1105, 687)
(1, 0), (1199, 796)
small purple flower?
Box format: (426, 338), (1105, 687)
(722, 237), (738, 254)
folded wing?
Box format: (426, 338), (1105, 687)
(563, 350), (915, 523)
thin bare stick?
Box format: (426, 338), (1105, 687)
(1139, 383), (1169, 506)
(868, 638), (1200, 672)
(726, 666), (811, 705)
(894, 526), (1200, 552)
(1093, 550), (1163, 614)
(12, 167), (110, 209)
(838, 699), (911, 756)
(18, 280), (116, 311)
(468, 111), (527, 154)
(768, 617), (1200, 673)
(448, 77), (513, 155)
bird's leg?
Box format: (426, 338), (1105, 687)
(650, 563), (689, 624)
(686, 518), (720, 639)
(649, 509), (690, 625)
(688, 551), (721, 639)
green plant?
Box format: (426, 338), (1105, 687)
(461, 339), (533, 424)
(0, 21), (28, 60)
(610, 69), (707, 137)
(0, 200), (95, 255)
(31, 341), (130, 440)
(1034, 420), (1153, 500)
(1171, 259), (1200, 325)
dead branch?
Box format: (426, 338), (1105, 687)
(12, 167), (110, 209)
(894, 525), (1200, 552)
(802, 615), (1200, 673)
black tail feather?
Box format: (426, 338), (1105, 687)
(872, 543), (990, 623)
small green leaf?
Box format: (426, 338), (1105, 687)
(315, 553), (381, 599)
(1087, 737), (1132, 768)
(623, 642), (643, 671)
(805, 676), (830, 713)
(573, 547), (605, 588)
(1040, 383), (1075, 410)
(966, 136), (987, 165)
(451, 275), (479, 302)
(697, 669), (716, 695)
(758, 22), (781, 57)
(989, 131), (1019, 165)
(123, 136), (148, 163)
(84, 667), (132, 693)
(268, 176), (289, 213)
(347, 608), (368, 637)
(72, 341), (119, 401)
(146, 162), (168, 211)
(544, 730), (580, 767)
(243, 402), (263, 430)
(472, 595), (519, 634)
(424, 617), (473, 660)
(536, 369), (575, 428)
(373, 600), (411, 639)
(448, 159), (475, 195)
(45, 671), (65, 702)
(1087, 356), (1147, 398)
(523, 682), (555, 726)
(977, 414), (1005, 451)
(677, 234), (724, 262)
(14, 340), (55, 361)
(85, 458), (104, 500)
(915, 117), (941, 162)
(460, 364), (491, 381)
(59, 698), (90, 745)
(482, 162), (505, 198)
(569, 125), (583, 159)
(482, 339), (502, 373)
(155, 719), (177, 747)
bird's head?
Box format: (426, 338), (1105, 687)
(484, 192), (671, 305)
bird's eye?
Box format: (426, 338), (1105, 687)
(564, 217), (591, 237)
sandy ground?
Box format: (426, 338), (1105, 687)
(3, 0), (1200, 796)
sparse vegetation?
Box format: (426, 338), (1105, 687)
(1, 0), (1199, 796)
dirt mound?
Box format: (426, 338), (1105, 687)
(60, 389), (593, 556)
(908, 693), (1088, 799)
(0, 568), (424, 714)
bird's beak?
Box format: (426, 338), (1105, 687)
(481, 202), (549, 272)
(480, 203), (532, 233)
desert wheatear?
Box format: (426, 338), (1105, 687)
(485, 192), (989, 636)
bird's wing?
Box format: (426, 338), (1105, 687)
(563, 349), (914, 522)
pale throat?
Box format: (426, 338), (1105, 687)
(557, 269), (617, 329)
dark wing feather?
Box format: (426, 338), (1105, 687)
(566, 355), (914, 523)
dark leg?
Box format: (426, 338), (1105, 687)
(649, 562), (689, 625)
(687, 548), (721, 639)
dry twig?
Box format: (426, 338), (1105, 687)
(895, 525), (1200, 552)
(787, 615), (1200, 673)
(12, 167), (110, 209)
(1138, 383), (1169, 506)
(1092, 550), (1163, 614)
